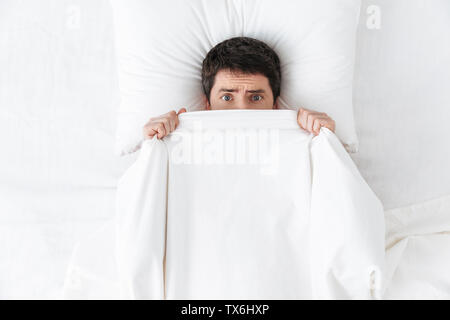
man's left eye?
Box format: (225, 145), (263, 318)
(252, 95), (263, 101)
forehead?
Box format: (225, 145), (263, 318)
(213, 69), (270, 88)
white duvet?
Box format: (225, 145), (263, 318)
(112, 110), (385, 300)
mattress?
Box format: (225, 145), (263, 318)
(0, 0), (136, 299)
(351, 0), (450, 209)
(0, 0), (449, 299)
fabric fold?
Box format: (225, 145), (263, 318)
(309, 128), (385, 299)
(115, 137), (168, 299)
(114, 110), (384, 299)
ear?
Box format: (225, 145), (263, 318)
(203, 95), (210, 110)
(273, 97), (279, 109)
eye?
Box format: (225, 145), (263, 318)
(221, 95), (232, 101)
(252, 95), (263, 102)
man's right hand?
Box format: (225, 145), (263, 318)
(143, 108), (187, 139)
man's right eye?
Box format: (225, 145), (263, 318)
(221, 95), (232, 101)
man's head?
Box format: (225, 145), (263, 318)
(201, 37), (281, 110)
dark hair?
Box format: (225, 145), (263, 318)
(201, 36), (281, 105)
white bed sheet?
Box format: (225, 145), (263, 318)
(1, 0), (449, 299)
(61, 193), (450, 300)
(0, 0), (135, 299)
(383, 194), (450, 299)
(352, 0), (450, 209)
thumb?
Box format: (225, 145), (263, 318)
(177, 107), (187, 115)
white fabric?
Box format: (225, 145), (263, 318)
(111, 0), (361, 156)
(62, 193), (450, 300)
(112, 110), (384, 299)
(352, 0), (450, 209)
(0, 0), (135, 299)
(383, 194), (450, 299)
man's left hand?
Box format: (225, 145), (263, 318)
(297, 107), (335, 136)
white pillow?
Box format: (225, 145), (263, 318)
(111, 0), (361, 156)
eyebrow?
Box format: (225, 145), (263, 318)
(218, 88), (266, 94)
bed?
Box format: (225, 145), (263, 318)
(0, 0), (449, 299)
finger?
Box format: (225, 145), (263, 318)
(164, 115), (176, 132)
(166, 110), (177, 117)
(143, 125), (154, 138)
(156, 123), (166, 139)
(171, 117), (178, 132)
(169, 110), (182, 131)
(171, 110), (182, 130)
(168, 111), (177, 129)
(306, 112), (317, 133)
(160, 118), (171, 136)
(149, 128), (158, 138)
(298, 108), (321, 132)
(297, 108), (308, 130)
(327, 119), (336, 133)
(143, 126), (159, 139)
(313, 118), (322, 135)
(175, 108), (187, 129)
(174, 113), (180, 129)
(299, 107), (312, 114)
(315, 117), (336, 133)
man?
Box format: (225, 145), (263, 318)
(143, 36), (335, 139)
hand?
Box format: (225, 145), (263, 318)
(297, 107), (335, 136)
(143, 108), (187, 139)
